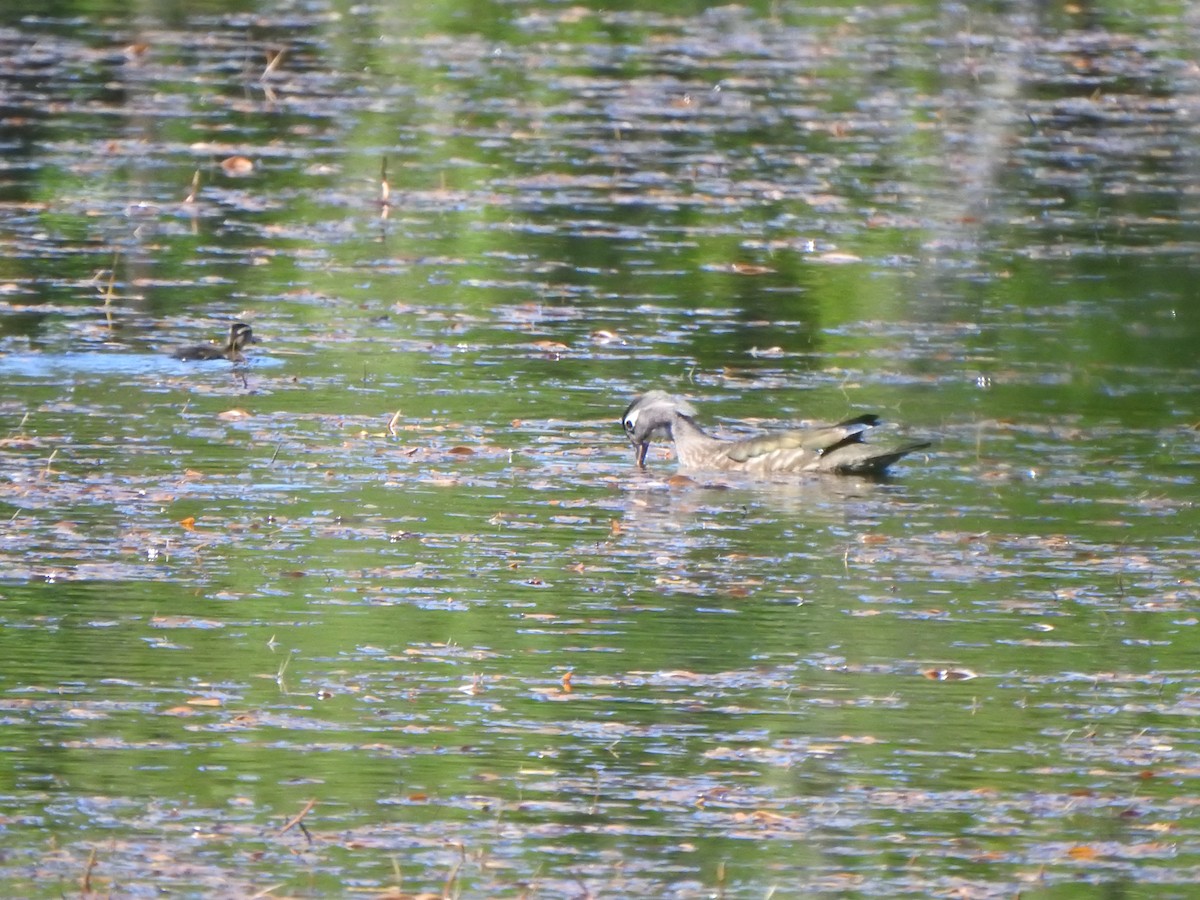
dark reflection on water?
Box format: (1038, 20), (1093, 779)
(1, 0), (1200, 897)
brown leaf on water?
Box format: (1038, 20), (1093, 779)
(220, 155), (254, 176)
(753, 809), (790, 824)
(0, 436), (41, 449)
(1066, 844), (1099, 860)
(179, 516), (196, 531)
(532, 339), (569, 351)
(667, 474), (696, 489)
(729, 262), (775, 275)
(217, 408), (252, 421)
(448, 446), (475, 455)
(162, 705), (199, 716)
(921, 667), (978, 681)
(187, 697), (222, 707)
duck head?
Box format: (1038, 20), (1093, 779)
(621, 390), (697, 468)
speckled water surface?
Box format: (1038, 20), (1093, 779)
(2, 1), (1199, 896)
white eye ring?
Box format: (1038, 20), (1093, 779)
(623, 410), (639, 431)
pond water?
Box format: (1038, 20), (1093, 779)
(2, 0), (1199, 897)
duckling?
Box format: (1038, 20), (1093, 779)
(622, 390), (930, 477)
(172, 322), (257, 362)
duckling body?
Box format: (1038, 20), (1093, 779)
(622, 390), (929, 477)
(172, 322), (257, 362)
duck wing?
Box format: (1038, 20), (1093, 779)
(724, 414), (881, 464)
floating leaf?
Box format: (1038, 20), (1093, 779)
(219, 155), (254, 175)
(811, 251), (862, 264)
(729, 262), (775, 275)
(921, 667), (978, 681)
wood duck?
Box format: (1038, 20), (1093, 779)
(622, 390), (930, 477)
(171, 322), (257, 362)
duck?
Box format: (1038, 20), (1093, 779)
(172, 322), (257, 362)
(621, 390), (929, 477)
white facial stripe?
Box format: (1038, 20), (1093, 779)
(624, 409), (640, 429)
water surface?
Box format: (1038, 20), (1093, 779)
(1, 0), (1199, 897)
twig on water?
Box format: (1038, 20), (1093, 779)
(278, 797), (317, 839)
(184, 169), (201, 204)
(262, 47), (287, 79)
(380, 156), (391, 218)
(103, 254), (118, 330)
(443, 842), (465, 896)
(81, 847), (97, 894)
(259, 48), (285, 102)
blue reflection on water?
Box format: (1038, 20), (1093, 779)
(0, 352), (282, 378)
